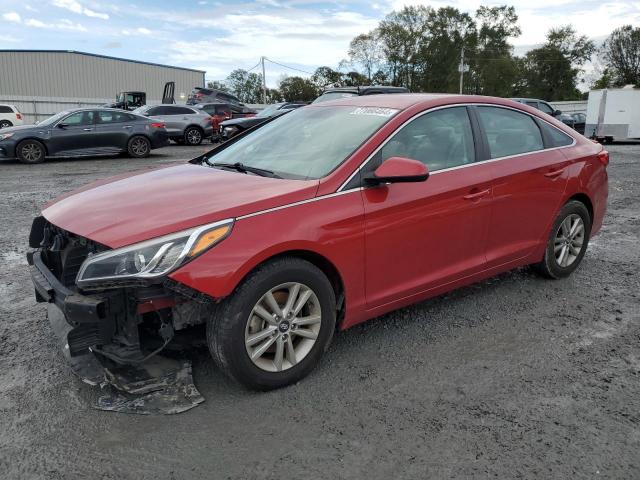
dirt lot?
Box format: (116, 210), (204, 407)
(0, 142), (638, 479)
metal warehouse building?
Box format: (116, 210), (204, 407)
(0, 50), (205, 123)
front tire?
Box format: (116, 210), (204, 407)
(534, 200), (591, 279)
(16, 139), (45, 164)
(207, 257), (336, 390)
(127, 135), (151, 158)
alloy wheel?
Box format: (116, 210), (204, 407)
(554, 213), (585, 268)
(21, 143), (43, 162)
(245, 282), (322, 372)
(187, 129), (202, 145)
(131, 138), (148, 156)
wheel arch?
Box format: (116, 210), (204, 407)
(227, 249), (346, 325)
(16, 137), (49, 156)
(566, 192), (594, 222)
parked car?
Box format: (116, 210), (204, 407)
(510, 98), (562, 117)
(219, 102), (306, 141)
(132, 104), (213, 145)
(186, 87), (244, 108)
(192, 103), (257, 140)
(0, 108), (168, 164)
(27, 95), (608, 392)
(569, 112), (586, 135)
(313, 86), (410, 104)
(0, 104), (24, 129)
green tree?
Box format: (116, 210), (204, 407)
(591, 68), (615, 89)
(342, 71), (368, 87)
(206, 80), (230, 92)
(601, 25), (640, 86)
(348, 31), (384, 81)
(520, 26), (595, 100)
(311, 66), (343, 89)
(225, 69), (264, 103)
(378, 5), (432, 89)
(469, 6), (521, 96)
(278, 76), (319, 102)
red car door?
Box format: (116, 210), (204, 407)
(360, 106), (493, 309)
(475, 106), (572, 267)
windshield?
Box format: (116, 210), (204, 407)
(256, 104), (281, 118)
(38, 111), (71, 127)
(312, 92), (358, 104)
(206, 105), (397, 180)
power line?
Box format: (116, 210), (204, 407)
(264, 57), (314, 75)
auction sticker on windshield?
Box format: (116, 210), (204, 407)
(350, 107), (398, 117)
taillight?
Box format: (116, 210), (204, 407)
(16, 113), (22, 120)
(597, 150), (609, 167)
(195, 92), (203, 98)
(150, 122), (165, 129)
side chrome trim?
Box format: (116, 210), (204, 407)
(337, 102), (578, 192)
(236, 188), (362, 220)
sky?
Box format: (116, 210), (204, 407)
(0, 0), (638, 87)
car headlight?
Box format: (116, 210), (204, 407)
(223, 126), (238, 135)
(76, 219), (233, 287)
(0, 133), (14, 141)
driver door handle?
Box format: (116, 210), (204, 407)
(463, 188), (490, 201)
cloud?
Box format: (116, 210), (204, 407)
(2, 12), (22, 23)
(51, 0), (109, 20)
(24, 17), (88, 31)
(121, 27), (153, 36)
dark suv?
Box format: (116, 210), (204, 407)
(187, 88), (244, 107)
(313, 86), (410, 104)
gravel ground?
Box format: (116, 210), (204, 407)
(0, 142), (638, 480)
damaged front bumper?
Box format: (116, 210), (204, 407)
(27, 247), (206, 414)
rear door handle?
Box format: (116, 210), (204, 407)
(544, 168), (565, 178)
(463, 188), (491, 201)
(123, 125), (133, 129)
(82, 128), (92, 131)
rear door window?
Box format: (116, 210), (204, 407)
(97, 110), (132, 123)
(477, 107), (544, 158)
(525, 101), (539, 109)
(0, 106), (12, 113)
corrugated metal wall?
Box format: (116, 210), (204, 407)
(0, 50), (205, 122)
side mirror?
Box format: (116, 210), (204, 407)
(364, 157), (429, 185)
(553, 109), (562, 117)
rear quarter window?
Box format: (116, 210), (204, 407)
(539, 121), (574, 147)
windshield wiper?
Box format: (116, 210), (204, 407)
(209, 161), (281, 179)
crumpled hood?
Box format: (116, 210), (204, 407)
(42, 163), (318, 248)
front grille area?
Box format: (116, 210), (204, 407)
(32, 219), (109, 288)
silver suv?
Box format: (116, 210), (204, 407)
(133, 105), (213, 145)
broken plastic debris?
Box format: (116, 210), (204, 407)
(95, 356), (204, 414)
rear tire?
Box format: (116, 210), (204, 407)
(16, 139), (45, 164)
(0, 120), (13, 129)
(534, 200), (591, 279)
(184, 126), (203, 146)
(127, 135), (151, 158)
(207, 257), (336, 390)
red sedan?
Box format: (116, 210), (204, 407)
(28, 94), (608, 390)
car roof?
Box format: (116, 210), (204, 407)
(308, 93), (541, 112)
(321, 86), (409, 94)
(510, 97), (549, 103)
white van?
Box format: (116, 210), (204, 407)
(0, 104), (24, 129)
(585, 86), (640, 143)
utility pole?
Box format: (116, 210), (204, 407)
(261, 56), (267, 104)
(458, 47), (464, 94)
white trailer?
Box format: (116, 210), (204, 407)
(585, 86), (640, 142)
